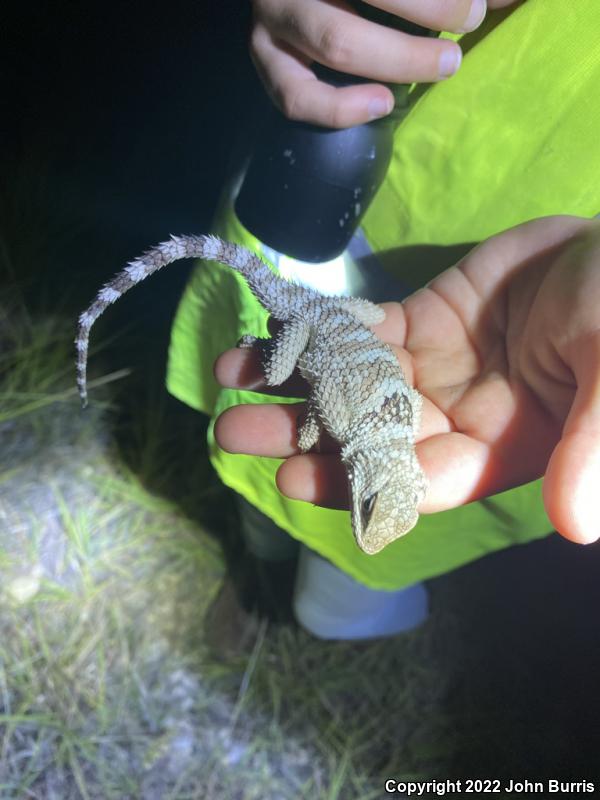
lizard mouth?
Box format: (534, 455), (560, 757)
(358, 538), (386, 555)
(353, 525), (388, 556)
(353, 506), (421, 555)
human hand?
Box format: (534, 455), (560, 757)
(214, 216), (600, 545)
(250, 0), (521, 128)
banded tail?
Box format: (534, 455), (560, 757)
(75, 234), (291, 407)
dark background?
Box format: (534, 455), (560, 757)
(3, 1), (264, 330)
(3, 1), (600, 783)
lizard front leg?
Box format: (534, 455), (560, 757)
(237, 319), (310, 387)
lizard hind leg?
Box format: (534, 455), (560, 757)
(297, 401), (322, 452)
(262, 318), (310, 386)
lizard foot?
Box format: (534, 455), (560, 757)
(297, 403), (322, 452)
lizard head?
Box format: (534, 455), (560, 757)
(345, 444), (428, 555)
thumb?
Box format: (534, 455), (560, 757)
(543, 332), (600, 544)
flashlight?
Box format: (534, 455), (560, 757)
(235, 2), (434, 263)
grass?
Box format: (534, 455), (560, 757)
(0, 252), (461, 799)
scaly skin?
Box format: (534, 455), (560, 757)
(76, 234), (427, 554)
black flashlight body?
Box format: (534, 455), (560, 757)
(234, 3), (433, 262)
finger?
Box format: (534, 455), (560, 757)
(365, 0), (486, 33)
(237, 422), (539, 516)
(215, 402), (305, 457)
(215, 402), (341, 457)
(411, 218), (592, 365)
(371, 301), (407, 348)
(214, 347), (309, 398)
(276, 452), (351, 509)
(443, 216), (592, 308)
(543, 332), (600, 544)
(251, 24), (395, 128)
(275, 430), (493, 512)
(417, 433), (489, 512)
(253, 1), (463, 84)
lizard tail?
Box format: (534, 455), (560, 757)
(75, 234), (291, 407)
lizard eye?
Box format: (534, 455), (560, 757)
(362, 493), (377, 517)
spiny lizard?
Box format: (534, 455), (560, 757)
(76, 235), (427, 554)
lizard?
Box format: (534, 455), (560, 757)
(75, 234), (428, 554)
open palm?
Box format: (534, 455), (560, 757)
(215, 216), (600, 544)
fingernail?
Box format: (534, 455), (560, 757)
(439, 46), (462, 78)
(368, 97), (393, 120)
(459, 0), (487, 32)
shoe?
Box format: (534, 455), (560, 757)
(203, 554), (298, 656)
